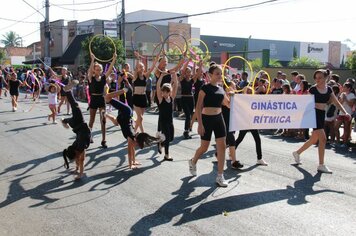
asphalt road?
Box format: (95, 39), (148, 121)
(0, 94), (355, 236)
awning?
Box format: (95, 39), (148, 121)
(59, 33), (92, 65)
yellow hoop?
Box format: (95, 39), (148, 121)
(89, 34), (116, 63)
(251, 70), (272, 95)
(222, 56), (253, 93)
(184, 38), (210, 63)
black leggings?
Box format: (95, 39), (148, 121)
(109, 99), (135, 140)
(235, 130), (262, 160)
(161, 123), (174, 155)
(63, 91), (84, 128)
(63, 91), (90, 157)
(181, 96), (194, 131)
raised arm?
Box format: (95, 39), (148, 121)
(330, 93), (350, 116)
(104, 53), (117, 79)
(145, 54), (160, 78)
(171, 72), (178, 99)
(193, 60), (203, 80)
(87, 52), (95, 83)
(156, 73), (165, 103)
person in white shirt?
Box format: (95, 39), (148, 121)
(335, 82), (356, 147)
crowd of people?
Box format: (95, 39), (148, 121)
(0, 54), (355, 185)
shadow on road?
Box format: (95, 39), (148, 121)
(129, 164), (344, 235)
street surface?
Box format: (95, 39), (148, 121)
(0, 94), (355, 235)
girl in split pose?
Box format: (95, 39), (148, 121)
(105, 84), (164, 169)
(61, 80), (91, 179)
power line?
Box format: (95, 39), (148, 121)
(22, 0), (45, 18)
(126, 0), (282, 24)
(0, 7), (44, 31)
(0, 17), (39, 24)
(53, 0), (117, 6)
(51, 2), (118, 11)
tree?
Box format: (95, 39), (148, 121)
(288, 56), (323, 68)
(0, 48), (5, 63)
(166, 45), (211, 66)
(1, 31), (21, 47)
(345, 51), (356, 75)
(293, 46), (298, 58)
(81, 35), (124, 67)
(249, 58), (282, 71)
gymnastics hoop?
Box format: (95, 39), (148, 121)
(222, 56), (253, 93)
(251, 70), (272, 95)
(184, 38), (210, 63)
(163, 40), (185, 64)
(131, 23), (163, 57)
(89, 34), (116, 63)
(161, 33), (188, 60)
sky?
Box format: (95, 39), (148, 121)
(1, 0), (356, 49)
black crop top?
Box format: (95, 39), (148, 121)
(133, 75), (146, 87)
(181, 78), (194, 95)
(89, 75), (106, 94)
(309, 85), (333, 103)
(201, 84), (225, 108)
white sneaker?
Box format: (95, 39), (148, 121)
(188, 159), (197, 176)
(317, 164), (333, 174)
(256, 159), (268, 166)
(292, 151), (301, 164)
(216, 175), (228, 187)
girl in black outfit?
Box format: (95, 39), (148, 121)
(234, 86), (268, 166)
(61, 80), (91, 179)
(7, 72), (24, 111)
(190, 62), (204, 131)
(292, 69), (351, 173)
(188, 64), (230, 187)
(132, 51), (158, 133)
(156, 71), (179, 161)
(180, 60), (195, 139)
(56, 67), (71, 115)
(105, 86), (163, 169)
(87, 52), (117, 148)
(118, 63), (134, 108)
(221, 80), (244, 169)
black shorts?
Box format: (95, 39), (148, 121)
(10, 92), (19, 97)
(314, 109), (325, 130)
(89, 95), (106, 109)
(201, 113), (226, 141)
(133, 94), (147, 108)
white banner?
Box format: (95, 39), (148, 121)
(229, 95), (316, 131)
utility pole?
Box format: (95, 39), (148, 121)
(44, 0), (51, 66)
(121, 0), (126, 59)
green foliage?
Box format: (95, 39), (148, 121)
(345, 51), (356, 75)
(166, 45), (211, 66)
(1, 31), (21, 47)
(249, 58), (282, 71)
(0, 48), (5, 63)
(81, 35), (124, 67)
(288, 56), (323, 68)
(293, 46), (298, 58)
